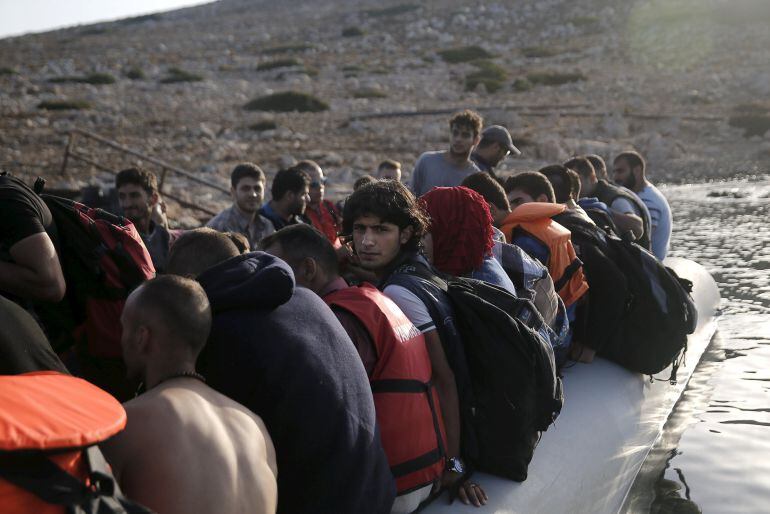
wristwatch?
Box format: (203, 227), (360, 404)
(446, 456), (465, 474)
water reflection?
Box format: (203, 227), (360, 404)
(625, 178), (770, 514)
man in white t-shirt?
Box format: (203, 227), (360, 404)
(613, 151), (672, 260)
(342, 180), (489, 510)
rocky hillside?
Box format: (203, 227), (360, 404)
(1, 0), (769, 224)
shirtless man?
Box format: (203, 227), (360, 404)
(101, 275), (277, 514)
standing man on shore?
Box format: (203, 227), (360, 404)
(409, 110), (483, 196)
(470, 125), (521, 182)
(206, 163), (275, 250)
(612, 151), (672, 260)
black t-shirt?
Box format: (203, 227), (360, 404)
(0, 294), (69, 375)
(0, 174), (53, 258)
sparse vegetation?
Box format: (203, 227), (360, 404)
(363, 4), (420, 17)
(526, 71), (586, 86)
(48, 72), (116, 84)
(38, 99), (91, 110)
(262, 44), (314, 55)
(438, 46), (494, 64)
(521, 46), (560, 58)
(571, 16), (599, 27)
(257, 58), (302, 71)
(342, 27), (365, 37)
(512, 78), (533, 92)
(0, 67), (18, 75)
(125, 68), (145, 80)
(465, 60), (507, 93)
(352, 88), (387, 99)
(243, 91), (329, 113)
(79, 27), (108, 36)
(249, 120), (278, 131)
(160, 67), (203, 83)
(118, 14), (162, 26)
(729, 115), (770, 138)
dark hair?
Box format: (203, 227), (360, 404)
(614, 151), (646, 175)
(354, 174), (377, 190)
(134, 275), (212, 354)
(342, 180), (429, 252)
(567, 168), (581, 199)
(166, 228), (240, 278)
(272, 167), (310, 200)
(225, 231), (250, 253)
(461, 172), (510, 211)
(585, 154), (608, 180)
(563, 156), (595, 179)
(540, 164), (577, 203)
(449, 109), (483, 137)
(230, 162), (265, 189)
(294, 159), (322, 175)
(504, 171), (555, 203)
(377, 159), (401, 171)
(115, 168), (158, 195)
(260, 224), (339, 276)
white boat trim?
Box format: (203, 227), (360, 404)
(422, 257), (721, 514)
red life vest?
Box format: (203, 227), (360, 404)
(325, 284), (447, 494)
(500, 203), (589, 307)
(0, 371), (127, 514)
(305, 200), (342, 248)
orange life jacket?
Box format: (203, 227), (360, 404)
(305, 200), (342, 248)
(325, 283), (447, 494)
(500, 203), (589, 307)
(0, 371), (127, 514)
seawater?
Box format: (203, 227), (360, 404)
(624, 178), (770, 514)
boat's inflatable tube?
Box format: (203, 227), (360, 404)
(423, 257), (720, 514)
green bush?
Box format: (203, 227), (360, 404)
(512, 78), (533, 92)
(48, 72), (116, 84)
(521, 46), (560, 58)
(438, 46), (494, 63)
(244, 91), (329, 112)
(0, 67), (18, 75)
(160, 67), (203, 83)
(249, 120), (278, 131)
(257, 58), (302, 71)
(118, 14), (162, 26)
(262, 44), (314, 55)
(729, 115), (770, 138)
(38, 99), (91, 110)
(125, 68), (145, 80)
(572, 16), (599, 27)
(465, 60), (507, 93)
(352, 88), (387, 99)
(363, 4), (419, 17)
(526, 71), (586, 86)
(342, 27), (365, 37)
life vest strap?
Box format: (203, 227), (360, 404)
(553, 258), (583, 293)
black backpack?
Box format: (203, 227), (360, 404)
(601, 237), (697, 380)
(555, 214), (697, 380)
(387, 262), (563, 481)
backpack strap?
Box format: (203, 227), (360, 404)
(552, 258), (583, 293)
(0, 448), (154, 513)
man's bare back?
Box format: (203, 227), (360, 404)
(102, 377), (277, 514)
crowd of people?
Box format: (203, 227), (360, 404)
(0, 108), (673, 514)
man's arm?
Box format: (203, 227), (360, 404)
(0, 232), (65, 302)
(610, 210), (643, 239)
(609, 197), (643, 239)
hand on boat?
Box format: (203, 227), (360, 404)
(442, 471), (488, 507)
(457, 480), (488, 507)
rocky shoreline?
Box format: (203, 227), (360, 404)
(2, 0), (769, 225)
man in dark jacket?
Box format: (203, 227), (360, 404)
(166, 228), (395, 514)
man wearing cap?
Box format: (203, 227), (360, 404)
(471, 125), (521, 182)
